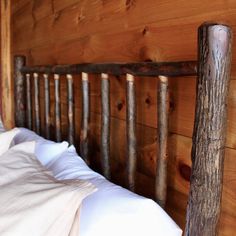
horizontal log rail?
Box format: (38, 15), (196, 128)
(20, 61), (197, 77)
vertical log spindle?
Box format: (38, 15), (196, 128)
(126, 74), (137, 191)
(26, 74), (32, 129)
(80, 72), (90, 164)
(156, 76), (169, 208)
(33, 73), (40, 134)
(54, 74), (61, 142)
(101, 73), (111, 179)
(14, 56), (26, 127)
(44, 74), (50, 139)
(185, 23), (233, 236)
(67, 74), (75, 145)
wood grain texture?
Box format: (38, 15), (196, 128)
(12, 1), (236, 235)
(80, 72), (90, 163)
(101, 73), (111, 179)
(33, 73), (40, 134)
(14, 56), (26, 127)
(185, 23), (232, 236)
(1, 0), (14, 128)
(54, 74), (61, 142)
(126, 74), (137, 191)
(156, 76), (169, 208)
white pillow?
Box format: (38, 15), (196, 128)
(46, 145), (103, 180)
(0, 145), (96, 236)
(47, 146), (183, 236)
(13, 128), (69, 165)
(0, 128), (20, 156)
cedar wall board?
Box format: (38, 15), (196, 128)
(12, 1), (236, 235)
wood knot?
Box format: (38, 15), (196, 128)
(117, 101), (124, 111)
(145, 96), (152, 107)
(179, 163), (191, 182)
(142, 26), (149, 35)
(126, 0), (136, 11)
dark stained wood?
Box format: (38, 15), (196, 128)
(26, 73), (32, 129)
(66, 74), (75, 145)
(126, 74), (137, 191)
(101, 73), (111, 179)
(185, 23), (233, 236)
(80, 72), (90, 163)
(14, 56), (26, 127)
(156, 76), (169, 208)
(54, 74), (61, 142)
(44, 74), (50, 139)
(33, 73), (40, 134)
(21, 61), (197, 77)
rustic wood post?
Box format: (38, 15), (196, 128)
(185, 23), (232, 236)
(156, 76), (169, 208)
(80, 72), (90, 164)
(54, 74), (61, 142)
(126, 74), (137, 191)
(33, 73), (40, 134)
(101, 73), (111, 179)
(44, 74), (50, 139)
(14, 56), (26, 127)
(26, 74), (32, 129)
(67, 74), (75, 145)
(1, 0), (14, 129)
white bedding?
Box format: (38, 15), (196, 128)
(13, 128), (182, 236)
(0, 132), (96, 236)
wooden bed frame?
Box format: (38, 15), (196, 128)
(13, 23), (232, 236)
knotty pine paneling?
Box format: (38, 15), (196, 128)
(12, 1), (236, 235)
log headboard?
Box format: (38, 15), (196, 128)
(13, 22), (232, 236)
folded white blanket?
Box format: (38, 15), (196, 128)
(0, 144), (96, 236)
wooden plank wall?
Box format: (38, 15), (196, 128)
(12, 1), (236, 235)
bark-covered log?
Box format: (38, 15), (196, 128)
(101, 73), (111, 179)
(185, 23), (233, 236)
(21, 61), (197, 77)
(126, 74), (137, 191)
(80, 72), (90, 164)
(67, 74), (75, 145)
(156, 76), (169, 208)
(26, 74), (32, 129)
(44, 74), (50, 139)
(14, 56), (26, 127)
(33, 73), (40, 134)
(54, 74), (61, 142)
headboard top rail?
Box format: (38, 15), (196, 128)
(20, 60), (197, 77)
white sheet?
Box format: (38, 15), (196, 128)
(0, 141), (96, 236)
(15, 128), (183, 236)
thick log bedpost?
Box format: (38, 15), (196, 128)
(14, 56), (26, 127)
(185, 23), (232, 236)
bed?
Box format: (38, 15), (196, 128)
(0, 22), (232, 236)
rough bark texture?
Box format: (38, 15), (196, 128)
(185, 23), (233, 236)
(44, 74), (50, 139)
(21, 61), (197, 77)
(14, 56), (26, 127)
(101, 73), (111, 179)
(156, 76), (169, 208)
(80, 73), (90, 164)
(126, 74), (137, 191)
(54, 74), (61, 142)
(33, 73), (40, 134)
(26, 74), (32, 130)
(67, 75), (75, 145)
